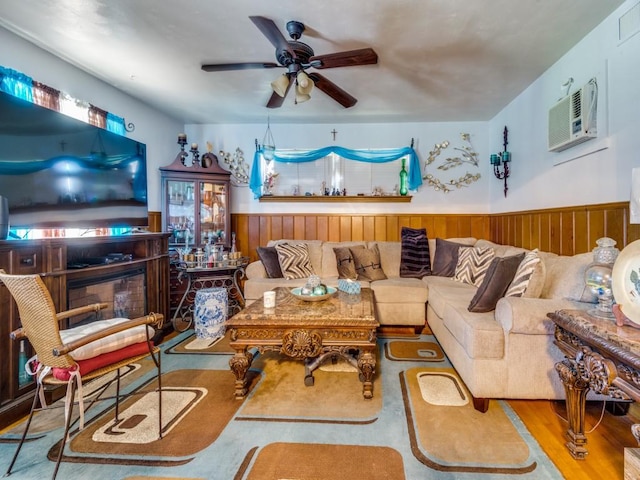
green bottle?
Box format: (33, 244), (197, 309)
(399, 158), (408, 196)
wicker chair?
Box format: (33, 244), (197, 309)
(0, 270), (164, 480)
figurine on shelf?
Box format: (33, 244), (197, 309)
(263, 171), (279, 195)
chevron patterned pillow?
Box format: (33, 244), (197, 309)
(453, 246), (495, 286)
(505, 249), (541, 297)
(275, 243), (315, 280)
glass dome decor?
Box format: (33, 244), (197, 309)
(584, 237), (619, 318)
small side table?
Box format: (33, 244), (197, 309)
(171, 258), (248, 332)
(549, 309), (640, 459)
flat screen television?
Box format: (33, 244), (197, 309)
(0, 90), (148, 230)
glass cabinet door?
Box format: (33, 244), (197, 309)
(200, 182), (226, 245)
(167, 179), (196, 246)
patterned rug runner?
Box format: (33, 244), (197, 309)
(237, 442), (406, 480)
(402, 366), (536, 474)
(68, 368), (257, 462)
(237, 352), (382, 422)
(384, 340), (445, 362)
(165, 332), (234, 355)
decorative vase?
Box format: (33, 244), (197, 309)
(584, 237), (619, 319)
(399, 158), (408, 196)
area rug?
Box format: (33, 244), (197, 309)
(384, 340), (445, 362)
(402, 366), (537, 474)
(236, 352), (381, 423)
(236, 442), (406, 480)
(66, 368), (257, 463)
(165, 332), (234, 355)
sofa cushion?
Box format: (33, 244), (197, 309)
(369, 277), (428, 304)
(442, 301), (505, 360)
(468, 253), (524, 312)
(424, 277), (477, 319)
(256, 246), (283, 278)
(505, 249), (541, 297)
(474, 239), (528, 258)
(351, 244), (387, 281)
(333, 246), (359, 279)
(454, 246), (495, 286)
(541, 252), (597, 302)
(369, 241), (401, 277)
(321, 241), (366, 278)
(275, 243), (315, 280)
(268, 240), (323, 275)
(432, 239), (466, 277)
(400, 227), (431, 278)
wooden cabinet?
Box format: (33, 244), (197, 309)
(0, 233), (170, 429)
(160, 151), (231, 249)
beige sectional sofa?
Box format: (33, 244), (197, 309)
(244, 237), (597, 409)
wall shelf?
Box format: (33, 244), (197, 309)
(259, 195), (412, 203)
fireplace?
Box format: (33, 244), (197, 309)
(67, 268), (146, 327)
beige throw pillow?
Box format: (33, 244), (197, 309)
(350, 244), (387, 281)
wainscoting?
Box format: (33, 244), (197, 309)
(230, 201), (638, 262)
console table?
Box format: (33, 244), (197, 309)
(549, 309), (640, 459)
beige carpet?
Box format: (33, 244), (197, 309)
(384, 340), (445, 362)
(237, 442), (406, 480)
(237, 352), (382, 423)
(402, 366), (537, 474)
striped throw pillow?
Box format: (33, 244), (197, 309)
(454, 246), (495, 286)
(400, 227), (431, 278)
(505, 249), (541, 297)
(275, 243), (315, 280)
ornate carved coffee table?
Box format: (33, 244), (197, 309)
(227, 287), (379, 399)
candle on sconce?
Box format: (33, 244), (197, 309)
(178, 133), (187, 142)
(502, 151), (511, 162)
(490, 154), (500, 165)
(191, 143), (198, 150)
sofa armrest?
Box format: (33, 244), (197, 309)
(245, 261), (267, 280)
(495, 296), (586, 335)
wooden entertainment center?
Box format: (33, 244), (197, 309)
(0, 232), (170, 429)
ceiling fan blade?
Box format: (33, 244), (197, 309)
(309, 48), (378, 69)
(266, 74), (293, 108)
(249, 16), (295, 59)
(201, 62), (280, 72)
(307, 73), (357, 108)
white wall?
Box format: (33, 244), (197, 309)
(0, 26), (183, 213)
(187, 121), (491, 215)
(489, 0), (640, 213)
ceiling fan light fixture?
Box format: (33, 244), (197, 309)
(295, 90), (311, 104)
(270, 74), (290, 97)
(296, 71), (314, 95)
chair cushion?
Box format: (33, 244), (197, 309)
(59, 318), (154, 360)
(257, 246), (283, 278)
(51, 341), (153, 381)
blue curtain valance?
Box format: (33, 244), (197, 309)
(249, 145), (422, 198)
(0, 66), (33, 102)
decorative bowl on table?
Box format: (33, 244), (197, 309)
(291, 286), (337, 302)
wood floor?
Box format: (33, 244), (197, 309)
(508, 399), (640, 480)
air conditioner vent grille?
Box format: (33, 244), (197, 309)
(548, 78), (598, 152)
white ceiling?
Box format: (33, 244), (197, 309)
(0, 0), (626, 125)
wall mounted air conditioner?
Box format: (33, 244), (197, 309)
(548, 78), (598, 152)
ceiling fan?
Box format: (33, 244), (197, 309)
(201, 16), (378, 109)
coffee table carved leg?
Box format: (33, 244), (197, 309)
(229, 349), (254, 399)
(555, 358), (590, 459)
(358, 349), (376, 399)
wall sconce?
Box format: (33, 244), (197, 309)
(490, 126), (511, 197)
(177, 133), (200, 167)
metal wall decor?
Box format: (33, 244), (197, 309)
(422, 133), (481, 193)
(218, 145), (250, 186)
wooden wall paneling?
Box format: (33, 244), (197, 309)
(281, 216), (294, 239)
(339, 216), (351, 241)
(574, 210), (589, 254)
(351, 216), (364, 241)
(293, 216), (305, 239)
(589, 209), (606, 250)
(605, 207), (625, 248)
(316, 216), (329, 241)
(384, 216), (397, 241)
(328, 216), (340, 241)
(304, 216), (317, 240)
(561, 211), (575, 256)
(521, 214), (532, 250)
(363, 216), (375, 241)
(548, 212), (561, 254)
(370, 216), (388, 242)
